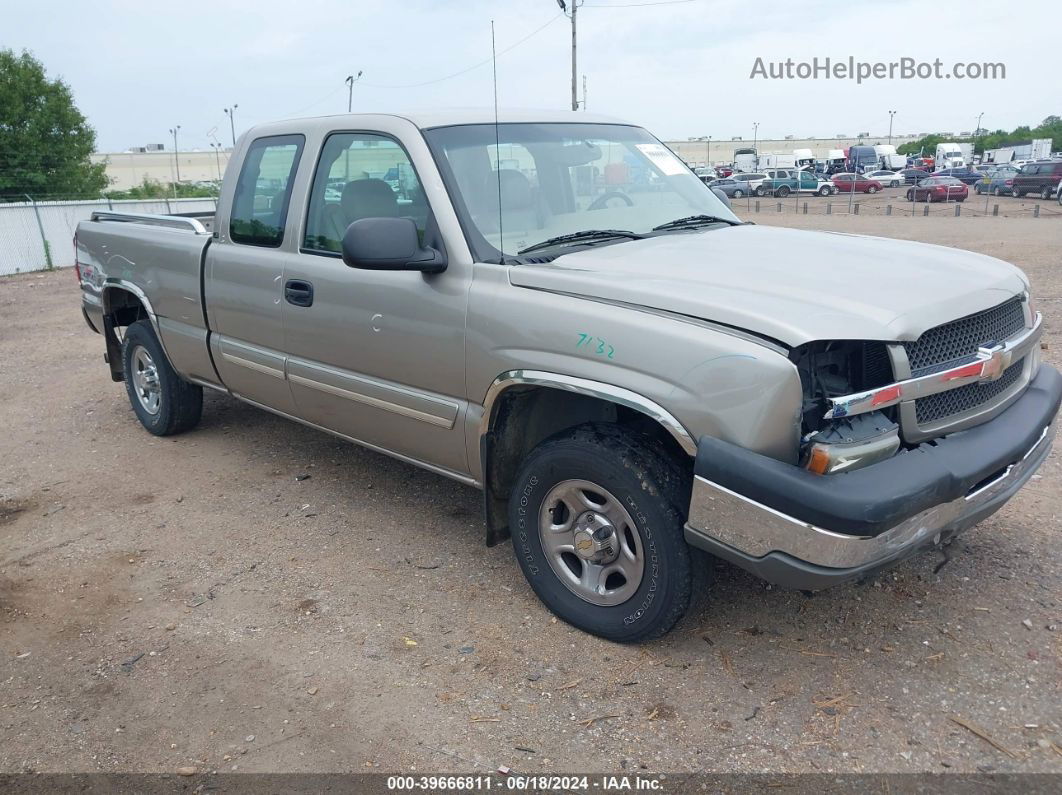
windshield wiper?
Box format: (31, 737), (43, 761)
(652, 214), (743, 232)
(517, 229), (645, 256)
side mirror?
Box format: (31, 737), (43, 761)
(341, 217), (446, 273)
(711, 186), (732, 209)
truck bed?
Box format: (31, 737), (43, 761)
(76, 209), (218, 386)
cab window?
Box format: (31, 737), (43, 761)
(229, 135), (304, 247)
(303, 132), (428, 254)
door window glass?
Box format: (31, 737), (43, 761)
(304, 133), (428, 253)
(230, 135), (304, 247)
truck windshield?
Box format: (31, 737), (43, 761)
(423, 123), (739, 262)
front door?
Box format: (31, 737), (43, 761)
(205, 134), (304, 414)
(281, 130), (471, 476)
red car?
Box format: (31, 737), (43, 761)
(715, 166), (733, 177)
(906, 176), (968, 203)
(832, 173), (883, 193)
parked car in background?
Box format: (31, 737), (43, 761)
(1057, 181), (1062, 205)
(864, 170), (902, 187)
(898, 168), (929, 185)
(757, 168), (836, 197)
(715, 166), (733, 177)
(1012, 161), (1062, 199)
(729, 172), (767, 196)
(907, 176), (968, 202)
(710, 177), (746, 198)
(832, 173), (883, 193)
(975, 165), (1019, 196)
(933, 167), (982, 185)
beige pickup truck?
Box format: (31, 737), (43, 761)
(76, 111), (1060, 641)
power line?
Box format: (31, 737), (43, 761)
(583, 0), (702, 6)
(358, 13), (564, 89)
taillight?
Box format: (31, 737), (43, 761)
(73, 234), (81, 283)
(1005, 179), (1013, 185)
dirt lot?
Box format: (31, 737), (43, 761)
(1, 214), (1060, 777)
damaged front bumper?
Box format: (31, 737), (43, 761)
(684, 365), (1061, 589)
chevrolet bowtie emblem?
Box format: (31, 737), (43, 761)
(976, 343), (1011, 382)
(942, 343), (1011, 384)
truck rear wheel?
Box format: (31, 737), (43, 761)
(121, 320), (203, 436)
(508, 424), (693, 642)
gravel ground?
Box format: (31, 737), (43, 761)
(0, 214), (1059, 777)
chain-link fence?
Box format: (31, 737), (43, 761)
(729, 191), (1062, 220)
(0, 196), (218, 276)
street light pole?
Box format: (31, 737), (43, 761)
(975, 111), (984, 159)
(752, 122), (759, 169)
(210, 142), (222, 182)
(888, 110), (896, 145)
(346, 71), (363, 112)
(223, 105), (238, 146)
(169, 125), (181, 186)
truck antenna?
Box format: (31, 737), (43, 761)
(491, 20), (505, 263)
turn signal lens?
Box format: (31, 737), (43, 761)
(805, 445), (832, 475)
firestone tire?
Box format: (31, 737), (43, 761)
(121, 320), (203, 436)
(508, 424), (694, 643)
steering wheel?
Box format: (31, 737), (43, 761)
(587, 190), (634, 211)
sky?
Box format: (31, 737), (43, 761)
(2, 0), (1056, 152)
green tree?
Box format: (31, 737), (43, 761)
(0, 49), (108, 198)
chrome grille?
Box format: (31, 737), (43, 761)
(903, 298), (1025, 377)
(915, 360), (1023, 424)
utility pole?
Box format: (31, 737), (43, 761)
(223, 105), (238, 146)
(346, 71), (363, 112)
(975, 111), (984, 158)
(169, 125), (181, 188)
(752, 122), (759, 169)
(558, 1), (579, 111)
(888, 110), (896, 145)
(582, 74), (587, 111)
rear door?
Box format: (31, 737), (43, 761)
(205, 134), (304, 413)
(281, 125), (472, 476)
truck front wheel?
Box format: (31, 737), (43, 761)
(508, 424), (693, 642)
(121, 320), (203, 436)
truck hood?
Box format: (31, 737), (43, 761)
(508, 225), (1027, 347)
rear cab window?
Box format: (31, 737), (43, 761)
(229, 135), (305, 247)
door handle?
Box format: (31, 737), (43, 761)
(284, 280), (314, 307)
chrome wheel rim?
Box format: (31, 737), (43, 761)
(131, 345), (161, 415)
(538, 479), (644, 607)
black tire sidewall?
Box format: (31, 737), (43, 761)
(509, 433), (690, 642)
(122, 321), (180, 435)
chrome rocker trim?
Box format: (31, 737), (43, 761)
(684, 421), (1055, 571)
(824, 313), (1043, 420)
